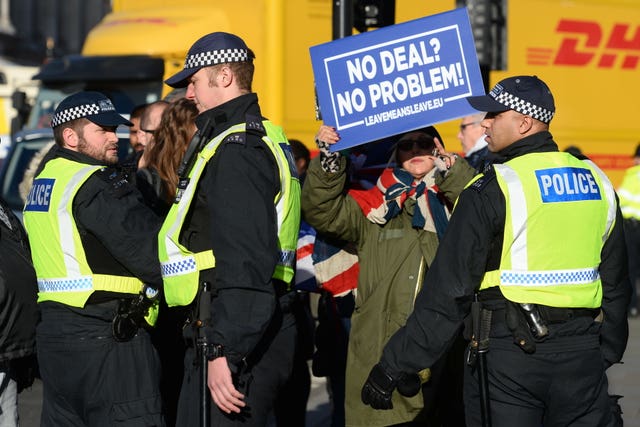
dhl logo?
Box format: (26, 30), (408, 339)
(589, 154), (634, 171)
(527, 19), (640, 69)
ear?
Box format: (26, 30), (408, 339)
(62, 127), (79, 149)
(519, 115), (534, 134)
(218, 66), (233, 88)
(295, 158), (307, 175)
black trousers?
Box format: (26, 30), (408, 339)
(273, 292), (314, 427)
(463, 328), (616, 427)
(149, 302), (188, 427)
(36, 301), (164, 427)
(176, 309), (296, 426)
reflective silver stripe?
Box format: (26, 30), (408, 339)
(267, 137), (287, 204)
(162, 124), (243, 272)
(584, 160), (617, 243)
(494, 164), (528, 270)
(59, 166), (102, 277)
(620, 204), (640, 220)
(38, 276), (93, 293)
(618, 188), (640, 204)
(161, 155), (203, 267)
(263, 136), (288, 231)
(500, 267), (599, 286)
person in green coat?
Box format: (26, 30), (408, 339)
(302, 124), (476, 427)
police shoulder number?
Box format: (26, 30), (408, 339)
(468, 168), (496, 193)
(96, 167), (134, 199)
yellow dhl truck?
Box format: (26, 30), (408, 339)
(22, 0), (640, 185)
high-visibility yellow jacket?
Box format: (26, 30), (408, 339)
(158, 119), (301, 307)
(617, 164), (640, 221)
(23, 157), (150, 311)
(477, 152), (617, 308)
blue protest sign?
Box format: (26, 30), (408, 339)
(310, 8), (484, 151)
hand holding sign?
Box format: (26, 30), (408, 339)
(316, 125), (340, 147)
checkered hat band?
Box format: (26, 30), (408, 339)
(52, 104), (101, 127)
(184, 48), (248, 70)
(492, 91), (555, 123)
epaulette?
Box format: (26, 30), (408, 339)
(468, 167), (496, 193)
(245, 115), (266, 135)
(222, 115), (267, 147)
(96, 167), (133, 199)
(222, 132), (246, 146)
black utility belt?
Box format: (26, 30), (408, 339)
(86, 291), (135, 305)
(488, 305), (600, 324)
(537, 306), (600, 324)
(480, 300), (600, 325)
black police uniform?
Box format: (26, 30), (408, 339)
(0, 196), (38, 415)
(35, 145), (165, 427)
(378, 132), (630, 426)
(174, 93), (296, 426)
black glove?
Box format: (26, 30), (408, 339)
(9, 355), (38, 393)
(361, 363), (421, 410)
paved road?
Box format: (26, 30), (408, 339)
(608, 314), (640, 426)
(18, 367), (333, 427)
(17, 316), (640, 426)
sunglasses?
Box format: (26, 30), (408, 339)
(397, 139), (435, 152)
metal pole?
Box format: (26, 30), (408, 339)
(332, 0), (352, 40)
(319, 0), (352, 120)
(471, 295), (492, 427)
(477, 298), (492, 427)
(199, 282), (212, 427)
(477, 350), (492, 427)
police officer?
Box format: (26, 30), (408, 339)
(23, 91), (165, 426)
(617, 143), (640, 317)
(0, 195), (38, 426)
(360, 76), (630, 426)
(159, 32), (300, 426)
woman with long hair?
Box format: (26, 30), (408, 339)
(138, 97), (199, 216)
